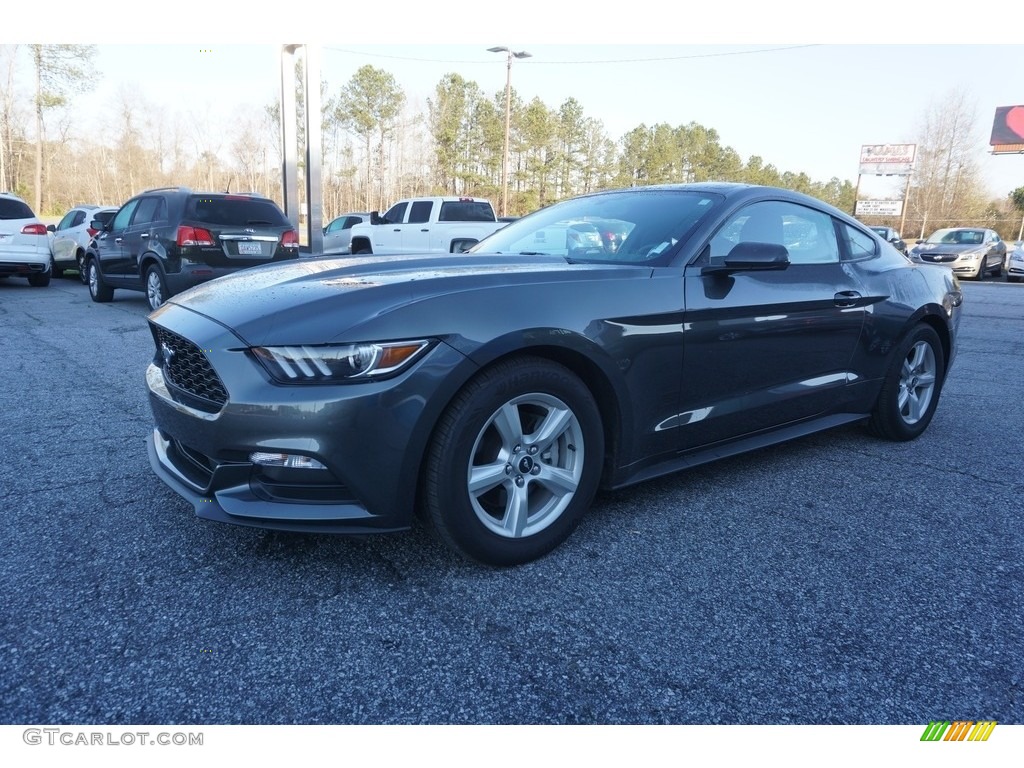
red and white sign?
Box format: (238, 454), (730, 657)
(859, 144), (916, 176)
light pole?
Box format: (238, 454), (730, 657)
(488, 46), (531, 217)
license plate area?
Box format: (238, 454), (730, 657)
(237, 241), (263, 255)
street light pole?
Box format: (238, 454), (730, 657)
(487, 46), (531, 217)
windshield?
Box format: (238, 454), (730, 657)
(925, 228), (984, 245)
(472, 189), (724, 263)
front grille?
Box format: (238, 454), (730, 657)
(152, 326), (228, 411)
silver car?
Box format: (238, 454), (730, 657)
(908, 227), (1006, 280)
(1006, 241), (1024, 283)
(0, 192), (52, 287)
(321, 212), (370, 255)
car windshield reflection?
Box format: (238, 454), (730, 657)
(472, 189), (724, 264)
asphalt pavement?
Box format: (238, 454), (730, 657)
(0, 274), (1021, 725)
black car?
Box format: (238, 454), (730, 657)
(145, 183), (962, 566)
(869, 226), (907, 255)
(86, 187), (299, 310)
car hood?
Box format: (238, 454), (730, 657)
(157, 252), (651, 346)
(912, 243), (983, 255)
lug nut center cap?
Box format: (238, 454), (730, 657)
(517, 456), (534, 474)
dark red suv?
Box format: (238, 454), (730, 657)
(86, 188), (299, 310)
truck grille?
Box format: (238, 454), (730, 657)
(152, 326), (228, 411)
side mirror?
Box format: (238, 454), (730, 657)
(46, 224), (55, 232)
(704, 242), (790, 275)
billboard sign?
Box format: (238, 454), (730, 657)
(990, 106), (1024, 153)
(859, 144), (916, 175)
(856, 200), (903, 217)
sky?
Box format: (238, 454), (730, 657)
(9, 1), (1024, 202)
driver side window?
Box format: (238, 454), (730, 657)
(707, 200), (839, 265)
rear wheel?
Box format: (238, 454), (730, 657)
(77, 251), (89, 284)
(868, 324), (945, 441)
(145, 265), (168, 311)
(423, 357), (603, 566)
(28, 271), (50, 287)
(88, 259), (113, 302)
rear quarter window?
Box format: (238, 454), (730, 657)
(439, 201), (495, 222)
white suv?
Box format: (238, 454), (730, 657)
(0, 192), (52, 287)
(51, 204), (118, 281)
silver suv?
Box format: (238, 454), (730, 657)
(0, 192), (52, 287)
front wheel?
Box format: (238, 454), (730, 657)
(88, 259), (113, 303)
(423, 357), (604, 566)
(50, 259), (63, 279)
(868, 324), (945, 441)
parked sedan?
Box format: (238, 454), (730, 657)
(321, 212), (370, 255)
(145, 183), (962, 566)
(909, 227), (1006, 279)
(50, 204), (118, 281)
(869, 226), (907, 255)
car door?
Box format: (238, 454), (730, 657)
(323, 216), (348, 253)
(121, 196), (167, 282)
(95, 199), (140, 281)
(51, 209), (81, 262)
(371, 202), (408, 253)
(400, 200), (435, 253)
(678, 199), (868, 450)
(987, 230), (1006, 272)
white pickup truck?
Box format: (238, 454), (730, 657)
(347, 196), (507, 256)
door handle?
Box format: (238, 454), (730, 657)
(420, 228), (429, 232)
(114, 237), (123, 244)
(834, 291), (862, 308)
(140, 233), (149, 239)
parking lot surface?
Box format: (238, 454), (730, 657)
(1, 276), (1021, 724)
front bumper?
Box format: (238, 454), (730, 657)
(145, 302), (472, 533)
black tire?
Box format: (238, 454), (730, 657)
(992, 260), (1003, 278)
(354, 247), (372, 256)
(87, 259), (113, 303)
(868, 324), (945, 441)
(28, 271), (50, 287)
(77, 251), (89, 285)
(1009, 276), (1021, 284)
(50, 259), (63, 279)
(145, 264), (169, 311)
(423, 357), (604, 566)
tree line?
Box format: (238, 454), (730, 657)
(1, 45), (1021, 240)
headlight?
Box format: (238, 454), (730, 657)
(960, 251), (983, 260)
(1012, 252), (1024, 263)
(252, 340), (431, 383)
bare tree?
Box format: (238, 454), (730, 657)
(30, 44), (97, 212)
(907, 86), (988, 237)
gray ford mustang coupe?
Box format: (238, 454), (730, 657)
(145, 183), (962, 566)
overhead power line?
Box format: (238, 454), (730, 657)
(323, 44), (819, 66)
